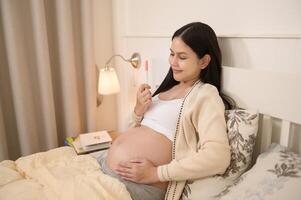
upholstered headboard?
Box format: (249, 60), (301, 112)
(221, 66), (301, 157)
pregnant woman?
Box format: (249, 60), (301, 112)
(98, 22), (233, 200)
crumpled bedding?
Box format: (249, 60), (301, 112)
(0, 147), (132, 200)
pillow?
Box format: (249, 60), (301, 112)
(217, 143), (301, 200)
(223, 109), (259, 179)
(181, 109), (259, 200)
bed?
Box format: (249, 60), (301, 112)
(0, 66), (300, 200)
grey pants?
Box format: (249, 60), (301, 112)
(97, 154), (165, 200)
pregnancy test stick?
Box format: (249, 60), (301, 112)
(144, 60), (149, 84)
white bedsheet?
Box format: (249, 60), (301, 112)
(0, 147), (132, 200)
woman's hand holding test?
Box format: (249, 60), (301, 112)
(134, 84), (152, 117)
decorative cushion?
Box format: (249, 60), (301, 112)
(223, 109), (259, 179)
(181, 109), (259, 200)
(218, 143), (301, 200)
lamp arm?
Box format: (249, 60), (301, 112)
(105, 54), (129, 68)
(104, 53), (140, 69)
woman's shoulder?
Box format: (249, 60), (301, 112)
(193, 82), (219, 97)
(188, 82), (224, 108)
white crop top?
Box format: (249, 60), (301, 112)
(140, 95), (183, 141)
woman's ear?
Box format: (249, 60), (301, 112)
(199, 54), (211, 69)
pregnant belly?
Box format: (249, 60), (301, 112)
(106, 126), (172, 189)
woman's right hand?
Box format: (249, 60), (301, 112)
(134, 84), (152, 117)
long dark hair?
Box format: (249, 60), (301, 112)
(152, 22), (235, 109)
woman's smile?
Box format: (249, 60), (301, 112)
(172, 68), (183, 74)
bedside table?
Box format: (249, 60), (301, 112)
(107, 130), (120, 142)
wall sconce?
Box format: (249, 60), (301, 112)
(97, 52), (141, 106)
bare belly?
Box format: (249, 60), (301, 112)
(106, 126), (172, 189)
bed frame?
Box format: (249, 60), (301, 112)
(221, 66), (301, 158)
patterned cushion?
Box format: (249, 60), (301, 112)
(218, 144), (301, 200)
(181, 109), (259, 200)
(223, 109), (259, 179)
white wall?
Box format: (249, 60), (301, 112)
(124, 0), (301, 37)
(111, 0), (301, 152)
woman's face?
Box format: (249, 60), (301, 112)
(169, 37), (205, 83)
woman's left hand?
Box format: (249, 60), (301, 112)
(115, 158), (159, 184)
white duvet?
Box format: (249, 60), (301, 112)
(0, 147), (132, 200)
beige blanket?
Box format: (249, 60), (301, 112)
(0, 147), (132, 200)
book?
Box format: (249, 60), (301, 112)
(72, 139), (88, 154)
(64, 137), (74, 146)
(78, 130), (112, 152)
(71, 139), (110, 154)
(66, 131), (112, 154)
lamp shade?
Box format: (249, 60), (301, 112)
(98, 67), (120, 95)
